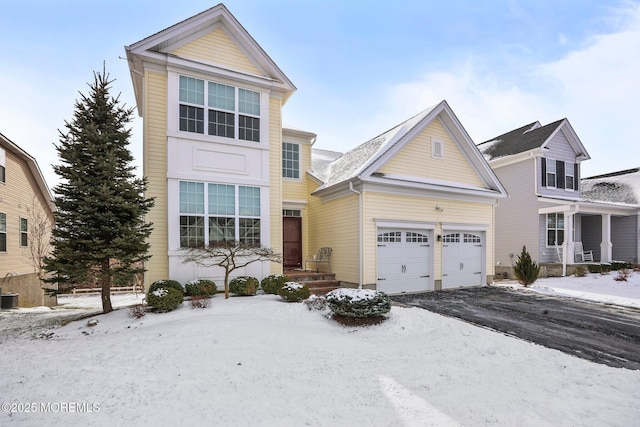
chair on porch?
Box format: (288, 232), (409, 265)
(574, 242), (594, 262)
(305, 247), (332, 273)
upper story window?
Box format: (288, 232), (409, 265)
(546, 159), (556, 188)
(282, 142), (300, 179)
(0, 212), (6, 252)
(179, 75), (260, 142)
(179, 181), (261, 248)
(20, 217), (28, 247)
(0, 147), (6, 183)
(565, 161), (575, 190)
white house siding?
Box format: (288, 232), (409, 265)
(490, 159), (541, 269)
(537, 129), (582, 198)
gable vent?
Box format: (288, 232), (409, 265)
(432, 139), (443, 158)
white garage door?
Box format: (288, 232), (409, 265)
(442, 232), (484, 289)
(376, 229), (432, 294)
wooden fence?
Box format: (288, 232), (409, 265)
(71, 284), (144, 296)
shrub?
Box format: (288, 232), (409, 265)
(615, 268), (632, 282)
(190, 295), (211, 308)
(229, 276), (259, 296)
(278, 282), (311, 302)
(588, 264), (602, 274)
(261, 274), (291, 295)
(147, 287), (184, 312)
(573, 266), (587, 277)
(304, 294), (327, 311)
(513, 246), (540, 287)
(325, 288), (391, 318)
(185, 279), (217, 297)
(128, 304), (146, 319)
(149, 279), (184, 296)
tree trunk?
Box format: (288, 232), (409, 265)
(224, 270), (230, 299)
(101, 259), (113, 313)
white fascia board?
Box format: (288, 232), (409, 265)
(361, 180), (502, 205)
(374, 219), (437, 230)
(366, 174), (505, 199)
(538, 200), (636, 216)
(488, 148), (542, 169)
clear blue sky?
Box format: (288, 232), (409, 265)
(1, 0), (639, 189)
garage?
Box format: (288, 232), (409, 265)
(442, 231), (484, 289)
(376, 229), (433, 294)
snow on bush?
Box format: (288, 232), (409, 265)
(278, 281), (311, 302)
(146, 287), (184, 312)
(325, 288), (391, 318)
(149, 279), (184, 296)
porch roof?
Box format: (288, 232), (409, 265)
(538, 198), (638, 216)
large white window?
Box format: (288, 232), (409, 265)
(179, 181), (261, 248)
(179, 75), (260, 142)
(546, 213), (564, 247)
(0, 212), (6, 252)
(282, 142), (300, 179)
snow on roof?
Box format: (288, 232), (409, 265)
(311, 105), (437, 188)
(581, 167), (640, 206)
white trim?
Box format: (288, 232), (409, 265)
(374, 219), (437, 230)
(282, 200), (308, 210)
(441, 223), (489, 231)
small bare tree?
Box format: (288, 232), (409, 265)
(181, 241), (282, 299)
(24, 195), (53, 282)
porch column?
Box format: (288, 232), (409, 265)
(562, 214), (575, 276)
(600, 214), (613, 262)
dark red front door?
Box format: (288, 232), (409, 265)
(283, 217), (302, 269)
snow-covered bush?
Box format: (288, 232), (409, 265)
(229, 276), (259, 296)
(147, 287), (183, 312)
(325, 288), (391, 318)
(261, 274), (290, 295)
(185, 279), (217, 297)
(278, 281), (311, 302)
(148, 279), (184, 296)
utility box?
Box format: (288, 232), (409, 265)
(1, 293), (19, 309)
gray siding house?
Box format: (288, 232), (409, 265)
(477, 120), (639, 277)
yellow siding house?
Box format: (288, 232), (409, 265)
(126, 4), (507, 293)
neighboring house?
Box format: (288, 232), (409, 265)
(581, 168), (640, 264)
(0, 132), (56, 307)
(125, 4), (507, 292)
(477, 120), (638, 277)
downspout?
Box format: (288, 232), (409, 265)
(349, 181), (363, 288)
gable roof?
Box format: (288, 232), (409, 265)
(312, 100), (507, 199)
(125, 3), (296, 111)
(0, 132), (55, 213)
(581, 167), (640, 206)
(477, 118), (590, 162)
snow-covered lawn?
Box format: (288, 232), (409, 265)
(1, 275), (639, 426)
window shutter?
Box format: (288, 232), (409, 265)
(541, 159), (546, 187)
(556, 160), (565, 189)
(574, 163), (579, 190)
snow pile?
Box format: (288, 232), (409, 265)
(1, 279), (639, 426)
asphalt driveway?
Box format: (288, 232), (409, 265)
(392, 286), (640, 370)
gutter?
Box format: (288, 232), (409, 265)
(349, 181), (363, 288)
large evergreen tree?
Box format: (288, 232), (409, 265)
(45, 67), (154, 313)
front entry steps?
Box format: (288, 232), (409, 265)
(284, 270), (340, 295)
